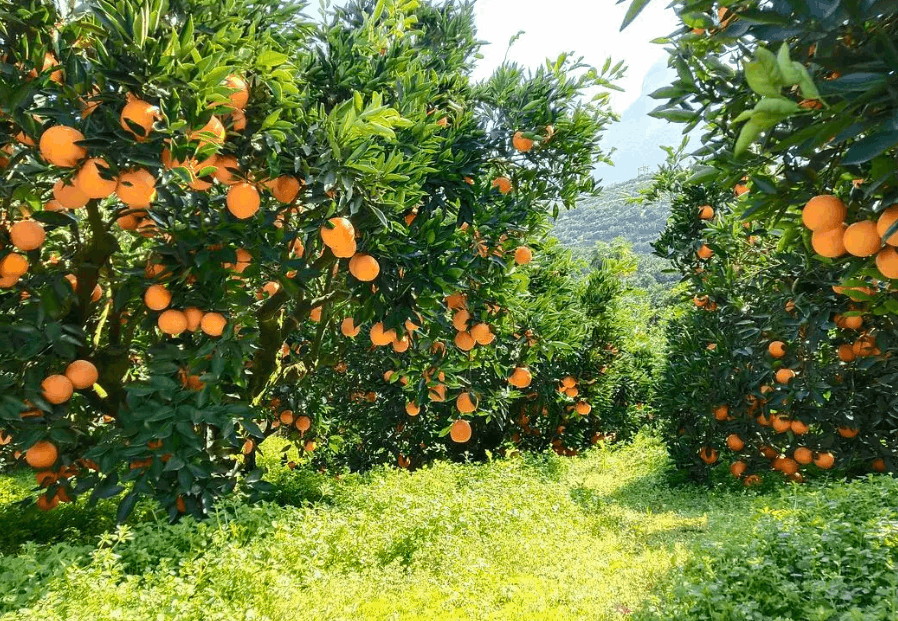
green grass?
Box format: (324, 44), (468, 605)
(0, 433), (894, 620)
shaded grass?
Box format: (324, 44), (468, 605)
(0, 432), (893, 620)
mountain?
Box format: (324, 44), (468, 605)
(552, 177), (670, 256)
(593, 58), (689, 185)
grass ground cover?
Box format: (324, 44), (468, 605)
(0, 433), (894, 621)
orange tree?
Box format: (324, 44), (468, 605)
(622, 0), (898, 482)
(0, 0), (623, 517)
(265, 241), (637, 473)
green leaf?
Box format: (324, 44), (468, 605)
(792, 63), (821, 100)
(776, 43), (800, 85)
(620, 0), (653, 31)
(744, 60), (782, 98)
(844, 131), (898, 165)
(735, 120), (762, 155)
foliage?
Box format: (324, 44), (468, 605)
(0, 0), (624, 517)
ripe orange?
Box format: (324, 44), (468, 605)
(295, 415), (312, 432)
(574, 401), (591, 415)
(120, 99), (158, 139)
(189, 116), (226, 147)
(778, 458), (799, 476)
(793, 447), (812, 465)
(726, 434), (744, 451)
(348, 253), (380, 281)
(771, 415), (792, 433)
(116, 169), (156, 207)
(876, 205), (898, 245)
(184, 307), (204, 332)
(843, 221), (881, 257)
(42, 374), (74, 404)
(790, 419), (809, 435)
(743, 474), (761, 486)
(454, 330), (475, 351)
(265, 175), (301, 204)
(837, 426), (859, 438)
(813, 451), (835, 469)
(9, 220), (46, 251)
(775, 368), (795, 384)
(341, 317), (360, 338)
(224, 75), (250, 110)
(564, 386), (579, 398)
(512, 131), (534, 152)
(696, 244), (713, 259)
(158, 309), (188, 335)
(699, 446), (719, 464)
(144, 284), (172, 310)
(25, 441), (59, 469)
(445, 292), (467, 310)
(698, 205), (714, 219)
(65, 360), (98, 389)
(320, 217), (356, 258)
(429, 383), (447, 402)
(872, 458), (886, 472)
(492, 176), (512, 194)
(514, 246), (533, 265)
(713, 404), (729, 421)
(309, 306), (322, 322)
(470, 323), (494, 345)
(811, 223), (847, 257)
(213, 155), (241, 185)
(875, 246), (898, 279)
(853, 335), (877, 357)
(226, 182), (260, 219)
(370, 322), (396, 346)
(392, 334), (410, 352)
(562, 376), (577, 388)
(801, 195), (846, 231)
(841, 314), (863, 330)
(0, 253), (28, 278)
(508, 367), (532, 388)
(74, 157), (117, 199)
(729, 460), (746, 478)
(837, 343), (856, 361)
(53, 179), (89, 209)
(449, 419), (472, 443)
(456, 391), (477, 413)
(200, 312), (227, 336)
(768, 340), (786, 358)
(39, 126), (86, 167)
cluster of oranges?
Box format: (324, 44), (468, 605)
(143, 284), (227, 337)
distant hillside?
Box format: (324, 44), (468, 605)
(551, 177), (671, 255)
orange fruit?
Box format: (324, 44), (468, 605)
(697, 244), (713, 259)
(562, 376), (577, 388)
(391, 334), (410, 353)
(9, 220), (46, 251)
(872, 458), (886, 472)
(226, 182), (260, 219)
(309, 306), (322, 322)
(320, 217), (356, 258)
(348, 253), (380, 281)
(144, 284), (172, 310)
(260, 281), (280, 298)
(0, 253), (28, 278)
(574, 401), (591, 415)
(456, 391), (477, 413)
(514, 246), (533, 265)
(837, 343), (856, 362)
(811, 223), (847, 257)
(712, 404), (729, 421)
(224, 75), (250, 110)
(508, 367), (532, 388)
(793, 447), (813, 464)
(74, 157), (117, 199)
(231, 109), (247, 131)
(295, 415), (312, 432)
(775, 368), (795, 384)
(341, 317), (360, 338)
(853, 335), (877, 357)
(184, 307), (204, 332)
(65, 360), (98, 389)
(778, 458), (799, 475)
(470, 323), (494, 345)
(768, 340), (786, 358)
(841, 314), (863, 330)
(120, 99), (158, 139)
(875, 205), (898, 245)
(699, 446), (719, 464)
(452, 309), (471, 331)
(25, 441), (59, 469)
(116, 213), (141, 230)
(813, 451), (835, 469)
(429, 383), (447, 402)
(743, 474), (761, 486)
(449, 419), (472, 443)
(875, 246), (898, 279)
(42, 374), (74, 404)
(189, 115), (226, 147)
(279, 410), (295, 425)
(39, 126), (86, 167)
(158, 309), (188, 335)
(214, 155), (241, 185)
(698, 205), (714, 219)
(492, 176), (512, 194)
(52, 178), (89, 209)
(265, 175), (301, 204)
(370, 322), (396, 346)
(771, 415), (792, 433)
(454, 330), (475, 351)
(726, 434), (744, 451)
(790, 419), (809, 434)
(116, 169), (156, 207)
(512, 131), (534, 152)
(201, 312), (227, 336)
(837, 426), (859, 438)
(843, 221), (881, 257)
(801, 195), (846, 231)
(0, 274), (18, 288)
(729, 461), (747, 478)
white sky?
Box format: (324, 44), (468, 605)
(469, 0), (679, 112)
